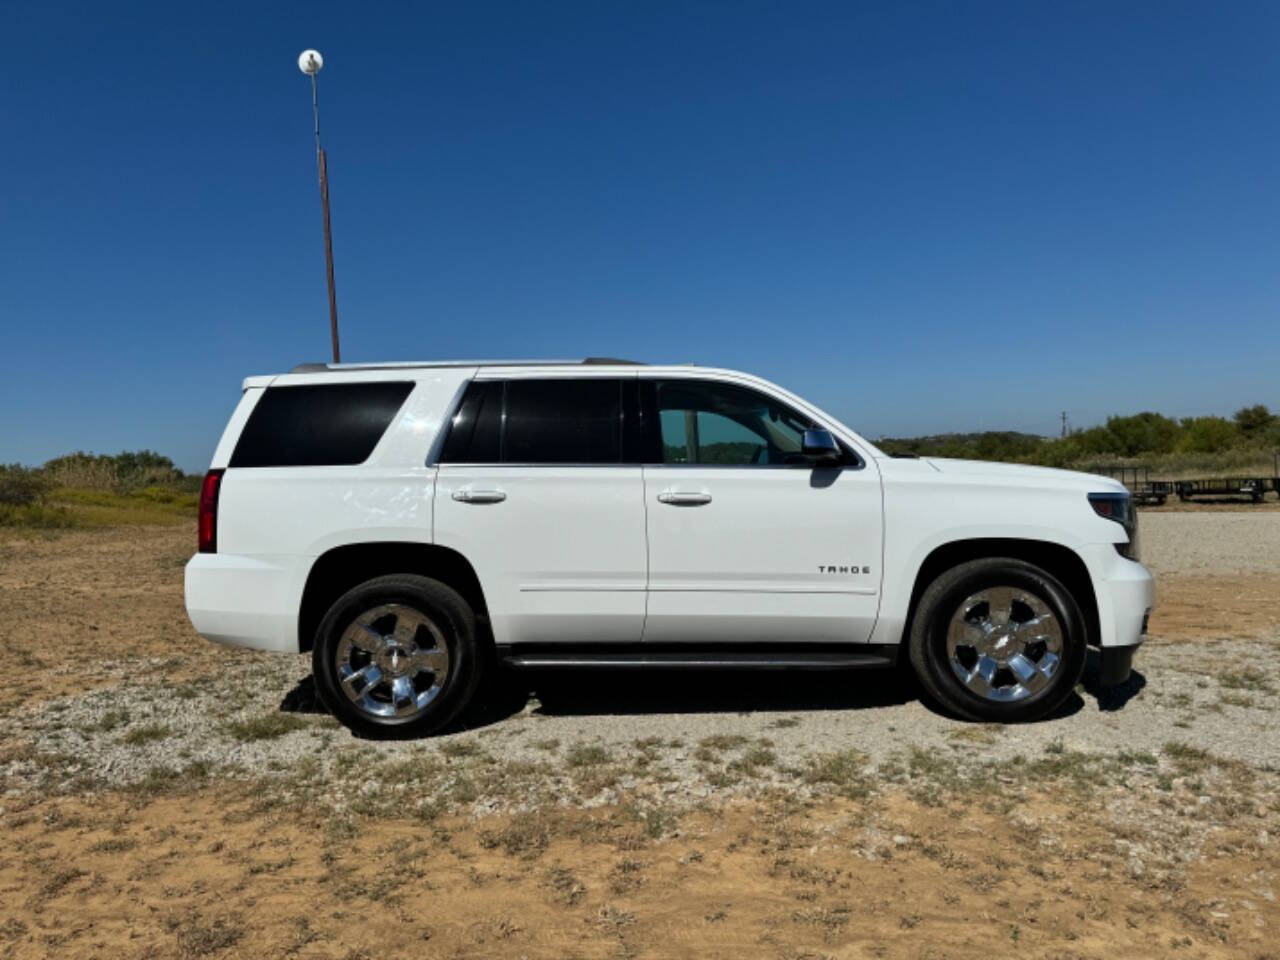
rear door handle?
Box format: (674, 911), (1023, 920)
(452, 488), (507, 504)
(657, 491), (712, 506)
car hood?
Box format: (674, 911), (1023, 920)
(921, 457), (1124, 492)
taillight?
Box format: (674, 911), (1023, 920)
(198, 469), (224, 553)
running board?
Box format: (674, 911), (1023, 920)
(497, 644), (899, 671)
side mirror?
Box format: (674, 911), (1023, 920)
(801, 428), (841, 463)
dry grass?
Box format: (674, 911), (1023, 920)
(1219, 667), (1275, 693)
(53, 487), (197, 526)
(121, 722), (171, 746)
(0, 486), (196, 531)
(223, 712), (310, 742)
(803, 749), (874, 798)
(565, 742), (613, 767)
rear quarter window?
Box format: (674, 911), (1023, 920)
(229, 382), (414, 467)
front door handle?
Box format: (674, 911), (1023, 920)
(657, 491), (712, 506)
(452, 488), (507, 504)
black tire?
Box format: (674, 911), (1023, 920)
(312, 574), (484, 738)
(907, 557), (1086, 723)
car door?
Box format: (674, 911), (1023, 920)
(640, 376), (883, 644)
(433, 374), (647, 647)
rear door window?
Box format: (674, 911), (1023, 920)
(503, 379), (621, 464)
(439, 379), (623, 465)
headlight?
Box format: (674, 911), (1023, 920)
(1088, 492), (1139, 560)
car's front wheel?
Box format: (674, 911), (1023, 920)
(907, 558), (1086, 722)
(312, 574), (483, 737)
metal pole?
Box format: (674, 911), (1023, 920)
(319, 149), (340, 363)
(311, 72), (341, 363)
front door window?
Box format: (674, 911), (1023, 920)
(651, 379), (847, 466)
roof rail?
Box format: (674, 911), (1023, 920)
(289, 358), (644, 373)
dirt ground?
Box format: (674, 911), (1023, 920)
(1, 514), (1278, 959)
(2, 785), (1275, 960)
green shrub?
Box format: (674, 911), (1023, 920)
(0, 465), (50, 506)
(1104, 412), (1180, 456)
(0, 503), (76, 529)
(1176, 416), (1239, 454)
(1234, 404), (1279, 442)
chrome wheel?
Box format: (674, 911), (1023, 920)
(335, 604), (450, 720)
(945, 586), (1063, 703)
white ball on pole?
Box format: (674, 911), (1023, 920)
(298, 50), (324, 75)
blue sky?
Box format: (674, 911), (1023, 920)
(2, 1), (1277, 471)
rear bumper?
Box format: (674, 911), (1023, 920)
(184, 553), (305, 653)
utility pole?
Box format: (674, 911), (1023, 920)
(1061, 411), (1068, 438)
(298, 50), (341, 363)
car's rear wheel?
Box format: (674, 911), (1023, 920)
(907, 558), (1086, 722)
(313, 574), (483, 737)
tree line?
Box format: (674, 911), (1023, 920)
(877, 404), (1280, 468)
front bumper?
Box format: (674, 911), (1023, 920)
(1100, 642), (1141, 686)
(1079, 544), (1154, 646)
(1079, 543), (1153, 686)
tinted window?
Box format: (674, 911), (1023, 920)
(230, 382), (413, 468)
(438, 381), (501, 464)
(651, 380), (836, 466)
(438, 379), (623, 465)
(504, 380), (621, 464)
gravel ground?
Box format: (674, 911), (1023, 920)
(4, 511), (1279, 819)
(1140, 509), (1280, 575)
(8, 635), (1278, 806)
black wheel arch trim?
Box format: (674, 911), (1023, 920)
(299, 541), (489, 653)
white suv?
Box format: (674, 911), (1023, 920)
(185, 359), (1153, 736)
